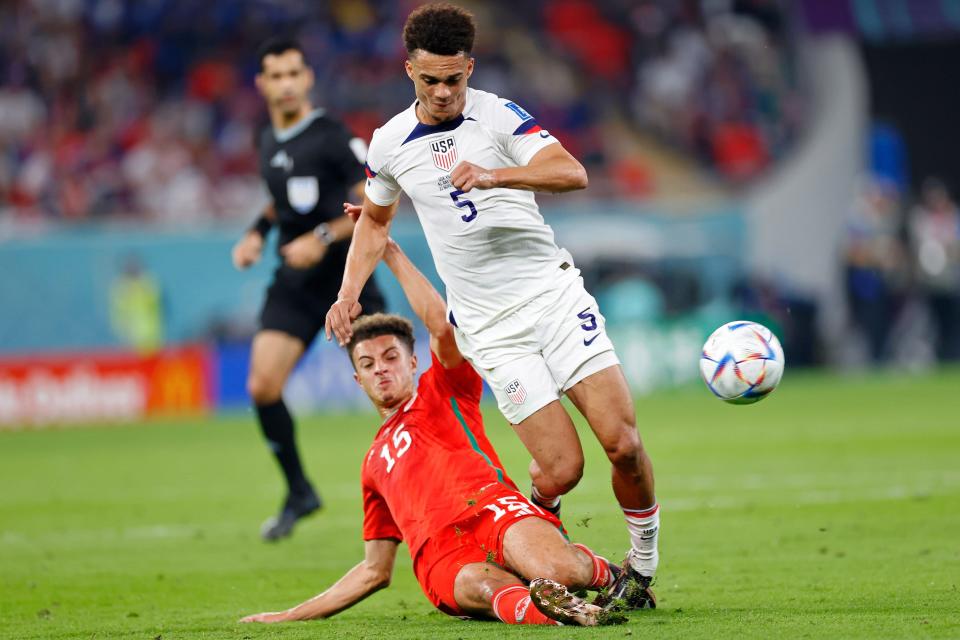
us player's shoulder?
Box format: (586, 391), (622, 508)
(367, 104), (418, 165)
(465, 87), (503, 112)
(372, 107), (418, 146)
(466, 87), (536, 133)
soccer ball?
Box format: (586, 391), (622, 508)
(699, 321), (785, 404)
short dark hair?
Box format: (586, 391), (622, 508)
(403, 3), (476, 56)
(256, 37), (307, 71)
(346, 313), (416, 366)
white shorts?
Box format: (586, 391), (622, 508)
(453, 272), (621, 424)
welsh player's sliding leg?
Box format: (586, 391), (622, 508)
(451, 516), (618, 626)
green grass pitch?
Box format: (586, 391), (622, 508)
(2, 369), (959, 639)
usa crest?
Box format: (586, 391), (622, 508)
(431, 136), (458, 172)
(505, 379), (527, 405)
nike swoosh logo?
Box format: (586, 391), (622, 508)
(583, 334), (599, 347)
(539, 131), (550, 138)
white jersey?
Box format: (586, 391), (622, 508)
(364, 87), (577, 334)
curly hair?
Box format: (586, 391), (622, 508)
(403, 3), (476, 56)
(346, 313), (416, 366)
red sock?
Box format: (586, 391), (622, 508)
(573, 543), (614, 589)
(491, 584), (559, 625)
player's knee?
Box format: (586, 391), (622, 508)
(545, 463), (583, 495)
(247, 373), (282, 405)
(604, 426), (643, 472)
(532, 454), (583, 495)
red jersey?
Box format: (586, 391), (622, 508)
(360, 353), (517, 562)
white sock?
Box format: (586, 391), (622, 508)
(531, 483), (560, 509)
(623, 502), (659, 577)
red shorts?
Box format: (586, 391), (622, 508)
(412, 485), (563, 617)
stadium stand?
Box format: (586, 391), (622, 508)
(0, 0), (804, 223)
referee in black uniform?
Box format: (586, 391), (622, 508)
(233, 37), (385, 541)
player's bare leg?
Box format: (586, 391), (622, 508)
(566, 363), (658, 608)
(247, 330), (320, 540)
(501, 517), (615, 592)
(452, 562), (609, 626)
(511, 401), (584, 514)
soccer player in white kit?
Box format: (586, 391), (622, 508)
(326, 3), (659, 607)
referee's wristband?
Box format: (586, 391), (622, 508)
(313, 223), (335, 245)
(249, 215), (273, 238)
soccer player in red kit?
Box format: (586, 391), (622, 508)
(241, 237), (629, 627)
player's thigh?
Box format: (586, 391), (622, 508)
(483, 352), (583, 475)
(501, 516), (590, 586)
(565, 364), (643, 459)
(248, 330), (305, 391)
(511, 400), (584, 483)
(534, 279), (641, 452)
(473, 351), (567, 430)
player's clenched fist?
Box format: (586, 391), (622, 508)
(450, 161), (499, 192)
(325, 296), (362, 345)
(232, 231), (264, 270)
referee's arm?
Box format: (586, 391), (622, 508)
(280, 182), (364, 268)
(320, 180), (366, 243)
(232, 202), (276, 270)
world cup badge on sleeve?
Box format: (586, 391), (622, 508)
(431, 136), (458, 172)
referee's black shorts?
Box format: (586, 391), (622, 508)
(259, 266), (386, 348)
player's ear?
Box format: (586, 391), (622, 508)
(410, 353), (418, 372)
(353, 370), (361, 386)
(465, 57), (474, 79)
(254, 73), (265, 95)
(404, 59), (414, 81)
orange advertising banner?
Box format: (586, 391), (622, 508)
(0, 345), (214, 427)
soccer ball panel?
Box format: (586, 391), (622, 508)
(699, 321), (784, 404)
(752, 358), (783, 394)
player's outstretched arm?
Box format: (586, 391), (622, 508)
(239, 539), (398, 623)
(382, 238), (464, 369)
(325, 196), (397, 345)
(450, 143), (587, 194)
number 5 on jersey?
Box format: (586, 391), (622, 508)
(379, 424), (412, 473)
(450, 189), (477, 222)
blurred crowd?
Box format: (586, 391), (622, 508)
(844, 173), (960, 365)
(629, 0), (803, 183)
(0, 0), (802, 225)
